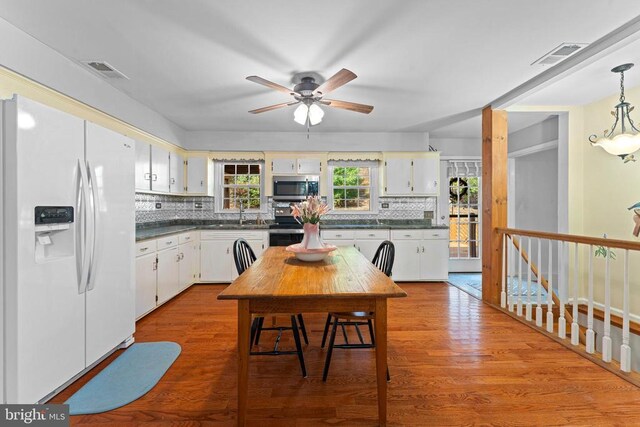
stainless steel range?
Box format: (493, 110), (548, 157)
(269, 200), (304, 246)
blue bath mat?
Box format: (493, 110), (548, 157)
(65, 342), (181, 415)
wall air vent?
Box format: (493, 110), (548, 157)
(82, 61), (129, 79)
(531, 43), (588, 66)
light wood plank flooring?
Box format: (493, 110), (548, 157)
(53, 283), (640, 426)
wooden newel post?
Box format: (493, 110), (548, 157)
(481, 107), (508, 305)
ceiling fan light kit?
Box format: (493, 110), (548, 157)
(590, 63), (640, 162)
(246, 68), (373, 131)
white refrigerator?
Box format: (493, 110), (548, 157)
(1, 95), (135, 403)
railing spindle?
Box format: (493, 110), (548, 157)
(602, 246), (612, 363)
(621, 249), (631, 372)
(546, 239), (554, 333)
(508, 235), (514, 312)
(526, 237), (532, 321)
(571, 242), (579, 345)
(586, 244), (595, 354)
(557, 241), (566, 339)
(501, 233), (506, 308)
(536, 237), (543, 327)
(517, 236), (523, 317)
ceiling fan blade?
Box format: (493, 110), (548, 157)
(324, 99), (374, 114)
(314, 68), (357, 96)
(249, 101), (299, 114)
(246, 76), (300, 96)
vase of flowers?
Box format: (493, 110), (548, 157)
(292, 196), (330, 250)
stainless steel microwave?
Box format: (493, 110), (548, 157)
(272, 175), (319, 200)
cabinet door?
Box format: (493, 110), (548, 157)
(157, 247), (180, 304)
(191, 240), (201, 283)
(200, 240), (233, 282)
(412, 157), (439, 195)
(385, 158), (412, 195)
(178, 243), (193, 291)
(151, 145), (170, 192)
(356, 239), (385, 264)
(420, 239), (449, 281)
(272, 158), (296, 174)
(187, 157), (207, 194)
(135, 141), (151, 191)
(297, 158), (321, 175)
(390, 240), (421, 281)
(135, 253), (157, 319)
(169, 152), (184, 194)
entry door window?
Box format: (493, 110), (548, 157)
(449, 176), (480, 259)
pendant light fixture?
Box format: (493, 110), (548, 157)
(590, 63), (640, 162)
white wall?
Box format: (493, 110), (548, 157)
(184, 131), (429, 152)
(0, 17), (187, 148)
(508, 116), (558, 153)
(430, 138), (480, 157)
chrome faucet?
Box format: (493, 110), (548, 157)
(238, 199), (245, 225)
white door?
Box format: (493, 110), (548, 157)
(420, 239), (450, 281)
(7, 96), (86, 403)
(297, 158), (321, 175)
(157, 247), (180, 303)
(187, 156), (207, 194)
(390, 239), (421, 281)
(412, 158), (439, 195)
(178, 242), (193, 290)
(169, 152), (184, 194)
(200, 240), (232, 282)
(135, 141), (151, 191)
(85, 122), (136, 366)
(384, 158), (412, 195)
(356, 239), (385, 264)
(151, 145), (170, 192)
(135, 253), (157, 318)
(272, 158), (296, 174)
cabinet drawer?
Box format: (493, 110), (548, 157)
(157, 235), (179, 250)
(179, 231), (198, 244)
(135, 240), (157, 257)
(321, 229), (356, 240)
(391, 230), (422, 240)
(355, 229), (389, 240)
(423, 230), (448, 240)
(200, 230), (266, 241)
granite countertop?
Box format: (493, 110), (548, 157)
(136, 220), (447, 241)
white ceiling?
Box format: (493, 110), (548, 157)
(1, 0), (640, 134)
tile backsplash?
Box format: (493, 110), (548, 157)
(135, 193), (437, 224)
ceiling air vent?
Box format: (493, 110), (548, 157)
(531, 43), (588, 66)
(82, 61), (129, 79)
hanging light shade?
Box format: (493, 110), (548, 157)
(293, 103), (308, 125)
(308, 103), (324, 126)
(590, 63), (640, 161)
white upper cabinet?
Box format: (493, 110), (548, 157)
(384, 158), (412, 195)
(151, 145), (170, 192)
(412, 157), (439, 195)
(297, 158), (322, 175)
(271, 158), (296, 174)
(169, 152), (184, 194)
(135, 141), (151, 191)
(382, 153), (440, 196)
(186, 156), (212, 195)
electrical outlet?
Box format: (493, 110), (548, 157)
(424, 210), (434, 220)
(155, 202), (162, 209)
(381, 202), (389, 209)
(194, 202), (203, 209)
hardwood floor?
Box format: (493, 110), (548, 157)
(53, 283), (640, 426)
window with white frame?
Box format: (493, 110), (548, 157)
(328, 161), (378, 213)
(447, 161), (481, 259)
(220, 163), (263, 210)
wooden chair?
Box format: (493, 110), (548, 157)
(233, 238), (308, 377)
(321, 240), (395, 381)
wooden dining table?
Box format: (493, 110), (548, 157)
(218, 246), (407, 426)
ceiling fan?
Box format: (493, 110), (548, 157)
(246, 68), (374, 127)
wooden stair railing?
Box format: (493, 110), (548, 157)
(509, 235), (587, 344)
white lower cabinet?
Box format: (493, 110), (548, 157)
(135, 231), (201, 320)
(391, 229), (449, 281)
(321, 229), (391, 266)
(200, 230), (268, 282)
(390, 238), (421, 281)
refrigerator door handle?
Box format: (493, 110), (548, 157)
(77, 159), (92, 294)
(86, 161), (100, 291)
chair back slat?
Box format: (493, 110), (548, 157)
(233, 238), (257, 275)
(372, 240), (395, 277)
